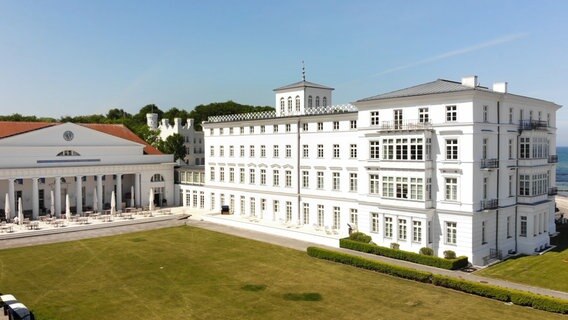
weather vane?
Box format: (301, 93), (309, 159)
(302, 61), (306, 81)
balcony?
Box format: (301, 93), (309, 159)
(480, 199), (499, 210)
(548, 155), (559, 163)
(379, 119), (432, 131)
(519, 120), (548, 131)
(480, 158), (499, 169)
(548, 187), (558, 196)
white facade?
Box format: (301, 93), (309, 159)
(147, 113), (205, 165)
(0, 122), (175, 221)
(178, 76), (561, 266)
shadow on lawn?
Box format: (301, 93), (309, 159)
(282, 293), (322, 301)
(241, 284), (267, 292)
(550, 224), (568, 253)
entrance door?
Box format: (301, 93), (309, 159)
(394, 109), (403, 129)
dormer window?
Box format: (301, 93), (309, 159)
(295, 96), (300, 112)
(308, 96), (313, 108)
(287, 97), (293, 113)
(322, 97), (327, 107)
(57, 150), (80, 156)
(316, 96), (320, 107)
(280, 98), (285, 114)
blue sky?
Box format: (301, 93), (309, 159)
(1, 1), (568, 143)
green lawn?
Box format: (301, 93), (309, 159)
(0, 226), (563, 320)
(477, 224), (568, 293)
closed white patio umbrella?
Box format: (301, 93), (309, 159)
(50, 190), (55, 218)
(130, 186), (135, 208)
(149, 188), (155, 212)
(110, 191), (116, 216)
(17, 197), (23, 227)
(93, 188), (98, 213)
(65, 194), (71, 223)
(4, 193), (11, 222)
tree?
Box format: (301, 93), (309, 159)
(158, 133), (186, 162)
(163, 107), (191, 126)
(107, 108), (131, 120)
(134, 104), (163, 124)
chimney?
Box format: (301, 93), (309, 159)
(174, 118), (182, 128)
(493, 82), (508, 93)
(461, 75), (478, 88)
(187, 119), (194, 128)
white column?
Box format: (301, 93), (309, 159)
(116, 174), (122, 211)
(8, 179), (15, 221)
(134, 173), (141, 207)
(96, 175), (103, 211)
(76, 176), (82, 216)
(32, 178), (39, 220)
(55, 177), (61, 218)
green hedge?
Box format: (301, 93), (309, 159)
(308, 247), (568, 314)
(306, 247), (432, 283)
(340, 238), (469, 270)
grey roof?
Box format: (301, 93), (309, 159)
(274, 80), (334, 91)
(358, 79), (490, 102)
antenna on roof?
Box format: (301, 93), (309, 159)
(302, 61), (306, 81)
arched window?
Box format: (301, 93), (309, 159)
(57, 150), (80, 156)
(316, 96), (320, 107)
(287, 97), (293, 113)
(151, 174), (165, 182)
(295, 96), (301, 112)
(280, 98), (285, 114)
(322, 97), (327, 107)
(308, 96), (313, 108)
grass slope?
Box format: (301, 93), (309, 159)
(477, 224), (568, 293)
(0, 226), (563, 319)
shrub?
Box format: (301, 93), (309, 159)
(307, 247), (432, 283)
(348, 232), (372, 243)
(390, 243), (400, 250)
(419, 247), (434, 256)
(431, 275), (509, 301)
(443, 250), (456, 259)
(340, 238), (469, 270)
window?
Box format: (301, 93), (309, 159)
(210, 167), (215, 181)
(273, 124), (279, 133)
(333, 207), (340, 229)
(446, 222), (457, 244)
(509, 175), (513, 197)
(332, 172), (340, 191)
(446, 139), (458, 160)
(151, 174), (164, 182)
(209, 128), (214, 136)
(370, 141), (380, 159)
(250, 198), (256, 217)
(419, 108), (429, 123)
(482, 220), (487, 244)
(350, 120), (357, 129)
(333, 121), (339, 130)
(249, 145), (255, 157)
(250, 126), (255, 134)
(260, 169), (266, 185)
(285, 170), (292, 187)
(333, 144), (340, 158)
(323, 97), (327, 106)
(287, 97), (292, 113)
(295, 96), (300, 112)
(286, 201), (292, 222)
(317, 122), (323, 131)
(395, 177), (408, 199)
(273, 170), (279, 186)
(519, 174), (530, 196)
(229, 145), (234, 157)
(410, 178), (423, 200)
(520, 216), (527, 237)
(369, 174), (380, 194)
(286, 124), (291, 132)
(260, 125), (265, 133)
(303, 203), (310, 224)
(240, 168), (245, 184)
(445, 177), (458, 201)
(219, 128), (224, 135)
(308, 96), (313, 108)
(280, 98), (285, 114)
(302, 171), (309, 188)
(260, 145), (266, 157)
(413, 221), (422, 242)
(482, 138), (488, 159)
(229, 168), (235, 182)
(483, 177), (488, 199)
(240, 145), (245, 157)
(371, 213), (379, 233)
(219, 146), (224, 157)
(349, 173), (357, 192)
(317, 171), (324, 189)
(385, 217), (393, 238)
(371, 111), (380, 126)
(285, 145), (292, 158)
(219, 168), (225, 182)
(57, 150), (80, 156)
(273, 200), (280, 216)
(446, 105), (457, 122)
(317, 144), (324, 158)
(240, 127), (245, 134)
(317, 205), (324, 227)
(303, 145), (309, 158)
(520, 137), (529, 159)
(350, 144), (357, 158)
(508, 139), (513, 159)
(316, 96), (320, 107)
(240, 196), (245, 215)
(273, 145), (279, 158)
(483, 105), (488, 122)
(303, 123), (308, 131)
(210, 193), (215, 210)
(350, 209), (358, 228)
(509, 107), (513, 124)
(210, 146), (214, 157)
(398, 219), (407, 241)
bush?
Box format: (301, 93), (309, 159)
(443, 250), (456, 259)
(307, 247), (432, 283)
(348, 232), (372, 243)
(340, 238), (469, 270)
(390, 243), (400, 250)
(419, 247), (434, 256)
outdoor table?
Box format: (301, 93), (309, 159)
(121, 213), (133, 219)
(53, 220), (65, 227)
(0, 224), (14, 233)
(29, 221), (40, 230)
(101, 215), (112, 222)
(78, 217), (89, 224)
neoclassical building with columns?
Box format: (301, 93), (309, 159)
(0, 122), (175, 220)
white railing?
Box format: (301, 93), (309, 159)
(206, 104), (357, 123)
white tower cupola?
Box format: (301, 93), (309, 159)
(273, 69), (334, 116)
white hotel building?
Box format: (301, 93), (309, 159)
(178, 76), (560, 266)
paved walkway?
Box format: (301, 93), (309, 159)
(0, 212), (566, 301)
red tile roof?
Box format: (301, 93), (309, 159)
(0, 121), (162, 155)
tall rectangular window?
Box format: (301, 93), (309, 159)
(445, 177), (458, 201)
(210, 167), (215, 181)
(303, 203), (310, 225)
(482, 221), (487, 244)
(285, 170), (292, 187)
(317, 204), (324, 227)
(260, 145), (266, 157)
(385, 217), (393, 238)
(273, 200), (279, 216)
(240, 145), (245, 157)
(370, 141), (380, 159)
(273, 170), (280, 186)
(483, 105), (488, 122)
(507, 216), (512, 238)
(520, 216), (527, 237)
(273, 124), (279, 133)
(250, 198), (256, 216)
(482, 138), (488, 159)
(317, 171), (324, 189)
(219, 145), (225, 157)
(273, 145), (280, 158)
(333, 207), (340, 229)
(260, 169), (266, 185)
(229, 168), (235, 182)
(302, 123), (308, 131)
(371, 111), (380, 125)
(446, 222), (457, 244)
(286, 201), (292, 222)
(369, 174), (380, 194)
(371, 213), (379, 233)
(333, 121), (339, 130)
(509, 175), (513, 197)
(249, 126), (255, 134)
(317, 122), (323, 131)
(249, 145), (255, 157)
(240, 196), (245, 215)
(520, 137), (530, 159)
(286, 124), (291, 132)
(350, 120), (357, 129)
(260, 125), (265, 133)
(508, 139), (513, 159)
(249, 169), (255, 184)
(219, 168), (225, 182)
(210, 193), (215, 210)
(349, 173), (358, 192)
(333, 144), (340, 158)
(285, 145), (292, 158)
(419, 108), (429, 123)
(317, 144), (324, 158)
(509, 107), (513, 124)
(446, 105), (457, 122)
(303, 144), (309, 158)
(413, 221), (422, 242)
(332, 172), (340, 191)
(381, 176), (393, 197)
(398, 219), (407, 241)
(350, 144), (357, 158)
(446, 139), (458, 160)
(302, 171), (309, 188)
(350, 209), (358, 228)
(210, 146), (214, 157)
(229, 145), (234, 157)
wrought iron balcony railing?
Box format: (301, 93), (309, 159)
(379, 119), (432, 131)
(480, 199), (499, 210)
(480, 158), (499, 169)
(548, 155), (559, 163)
(519, 120), (548, 131)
